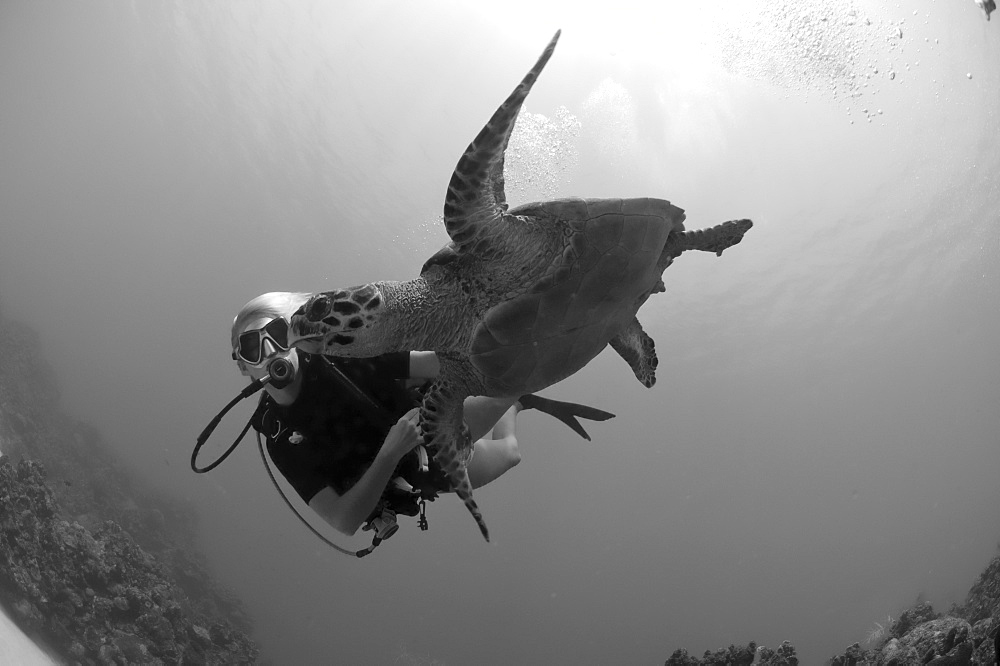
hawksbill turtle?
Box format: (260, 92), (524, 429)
(289, 30), (752, 541)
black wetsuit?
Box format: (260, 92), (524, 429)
(254, 352), (442, 517)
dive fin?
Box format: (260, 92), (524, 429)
(518, 394), (615, 441)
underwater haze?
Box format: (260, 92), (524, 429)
(2, 0), (999, 663)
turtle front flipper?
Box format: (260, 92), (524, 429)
(419, 375), (490, 541)
(610, 317), (658, 388)
(442, 30), (561, 255)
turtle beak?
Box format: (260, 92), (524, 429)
(287, 316), (326, 352)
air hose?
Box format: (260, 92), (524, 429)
(191, 358), (293, 473)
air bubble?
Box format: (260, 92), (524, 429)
(715, 2), (933, 121)
(505, 106), (582, 201)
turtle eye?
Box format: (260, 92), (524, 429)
(306, 295), (331, 322)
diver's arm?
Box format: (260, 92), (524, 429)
(307, 463), (396, 536)
(307, 410), (421, 536)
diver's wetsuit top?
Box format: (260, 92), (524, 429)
(258, 352), (423, 504)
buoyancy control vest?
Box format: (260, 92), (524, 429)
(251, 353), (449, 538)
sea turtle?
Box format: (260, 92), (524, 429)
(289, 31), (752, 541)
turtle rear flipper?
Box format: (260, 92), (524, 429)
(610, 317), (658, 388)
(664, 218), (753, 259)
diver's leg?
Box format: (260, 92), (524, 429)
(467, 404), (522, 489)
(462, 395), (518, 442)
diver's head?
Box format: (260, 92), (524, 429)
(231, 292), (311, 387)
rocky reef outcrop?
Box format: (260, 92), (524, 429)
(0, 458), (256, 664)
(0, 311), (257, 663)
(826, 552), (1000, 666)
(660, 551), (1000, 665)
(665, 639), (799, 665)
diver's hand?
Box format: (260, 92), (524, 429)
(381, 407), (422, 463)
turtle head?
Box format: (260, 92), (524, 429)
(288, 285), (384, 355)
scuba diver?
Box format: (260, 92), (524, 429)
(224, 291), (614, 553)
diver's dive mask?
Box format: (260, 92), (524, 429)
(232, 317), (290, 365)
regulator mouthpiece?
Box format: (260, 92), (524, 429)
(267, 357), (293, 389)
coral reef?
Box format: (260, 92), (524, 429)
(660, 534), (1000, 665)
(661, 555), (1000, 666)
(660, 553), (1000, 665)
(826, 554), (1000, 666)
(0, 458), (256, 664)
(0, 312), (257, 663)
(665, 640), (799, 665)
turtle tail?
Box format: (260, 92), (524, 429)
(665, 218), (753, 259)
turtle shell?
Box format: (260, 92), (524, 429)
(469, 197), (686, 394)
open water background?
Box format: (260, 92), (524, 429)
(1, 1), (999, 663)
